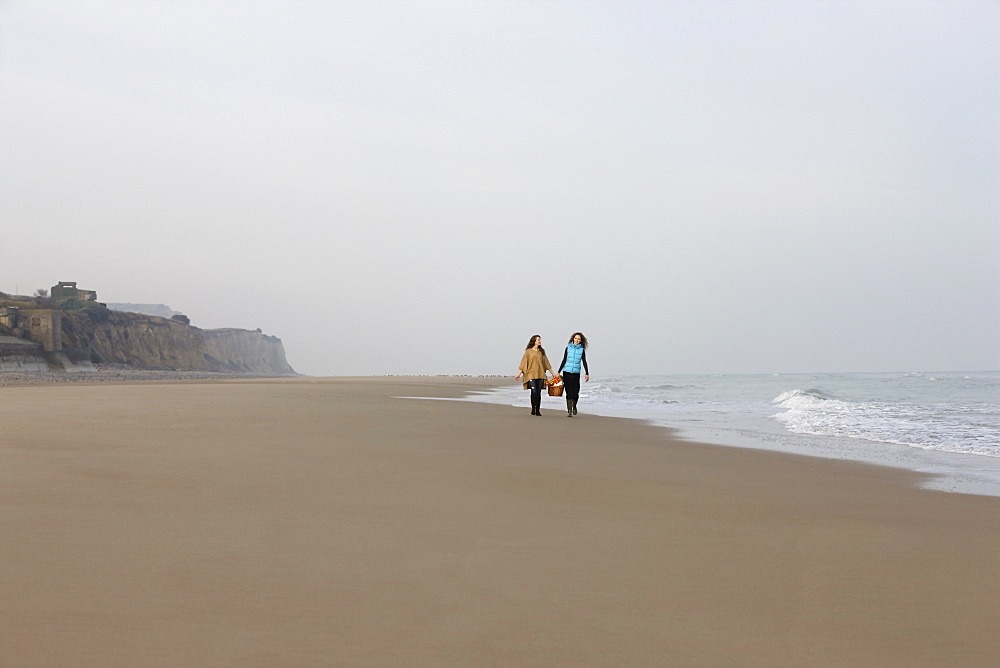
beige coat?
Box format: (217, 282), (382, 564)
(519, 348), (553, 389)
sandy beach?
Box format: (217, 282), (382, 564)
(1, 376), (997, 666)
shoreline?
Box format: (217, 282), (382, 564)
(2, 376), (998, 665)
(459, 378), (1000, 498)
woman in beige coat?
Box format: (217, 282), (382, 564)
(515, 334), (559, 416)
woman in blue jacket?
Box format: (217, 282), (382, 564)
(557, 332), (589, 417)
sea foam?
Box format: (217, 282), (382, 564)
(772, 388), (1000, 458)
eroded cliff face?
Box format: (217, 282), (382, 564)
(59, 306), (295, 375)
(62, 308), (207, 369)
(203, 328), (295, 374)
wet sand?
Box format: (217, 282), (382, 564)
(1, 376), (998, 665)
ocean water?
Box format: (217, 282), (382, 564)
(463, 371), (1000, 496)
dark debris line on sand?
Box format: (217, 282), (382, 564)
(0, 365), (292, 386)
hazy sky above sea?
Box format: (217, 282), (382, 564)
(1, 0), (997, 376)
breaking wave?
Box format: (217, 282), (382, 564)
(771, 388), (1000, 458)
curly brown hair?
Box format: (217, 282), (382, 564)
(568, 332), (589, 349)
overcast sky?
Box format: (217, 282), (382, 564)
(1, 0), (997, 376)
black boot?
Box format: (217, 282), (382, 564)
(572, 400), (578, 415)
(566, 398), (573, 417)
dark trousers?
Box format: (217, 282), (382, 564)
(562, 372), (581, 401)
(527, 379), (545, 409)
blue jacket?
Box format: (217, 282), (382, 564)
(559, 343), (588, 374)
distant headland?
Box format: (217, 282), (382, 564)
(0, 281), (296, 376)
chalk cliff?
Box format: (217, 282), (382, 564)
(61, 306), (295, 374)
(0, 297), (295, 375)
(203, 328), (294, 374)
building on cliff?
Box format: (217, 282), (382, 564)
(50, 281), (98, 302)
(0, 306), (83, 372)
(0, 306), (62, 352)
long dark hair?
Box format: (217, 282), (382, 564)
(568, 332), (589, 349)
(525, 334), (545, 355)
